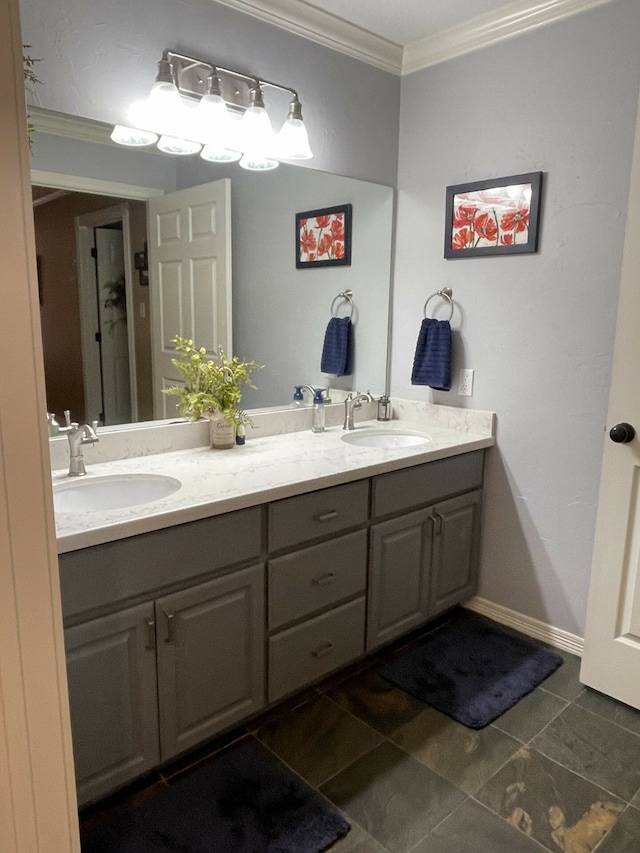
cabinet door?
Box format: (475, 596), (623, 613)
(428, 489), (482, 618)
(156, 563), (265, 761)
(65, 602), (160, 806)
(367, 508), (432, 652)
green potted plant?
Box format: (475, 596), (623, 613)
(163, 336), (261, 448)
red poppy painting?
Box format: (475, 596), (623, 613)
(444, 172), (542, 258)
(296, 204), (352, 268)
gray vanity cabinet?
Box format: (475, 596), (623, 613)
(64, 602), (160, 807)
(155, 563), (265, 761)
(367, 451), (484, 651)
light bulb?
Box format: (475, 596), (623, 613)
(194, 73), (232, 147)
(276, 97), (313, 160)
(110, 125), (158, 147)
(239, 153), (279, 171)
(238, 85), (274, 155)
(201, 145), (242, 163)
(157, 136), (202, 156)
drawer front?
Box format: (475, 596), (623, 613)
(268, 530), (367, 630)
(60, 506), (263, 620)
(372, 450), (484, 518)
(268, 597), (365, 702)
(268, 480), (369, 552)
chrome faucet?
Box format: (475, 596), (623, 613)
(342, 392), (374, 430)
(66, 421), (99, 476)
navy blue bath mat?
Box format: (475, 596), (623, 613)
(81, 739), (349, 853)
(379, 610), (563, 729)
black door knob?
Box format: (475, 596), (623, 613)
(610, 423), (636, 443)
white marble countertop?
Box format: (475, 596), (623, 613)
(53, 408), (495, 554)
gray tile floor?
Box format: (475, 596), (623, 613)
(80, 614), (640, 852)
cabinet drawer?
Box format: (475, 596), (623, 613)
(268, 530), (367, 630)
(268, 480), (369, 552)
(372, 451), (484, 518)
(60, 506), (263, 620)
(268, 597), (365, 702)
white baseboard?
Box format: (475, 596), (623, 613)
(463, 597), (584, 657)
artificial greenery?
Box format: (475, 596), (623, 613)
(163, 335), (262, 428)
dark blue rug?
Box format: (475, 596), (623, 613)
(379, 610), (563, 729)
(81, 739), (349, 853)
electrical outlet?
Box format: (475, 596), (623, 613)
(458, 368), (474, 396)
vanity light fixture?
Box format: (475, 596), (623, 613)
(110, 49), (314, 170)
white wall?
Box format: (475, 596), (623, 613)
(19, 0), (400, 186)
(391, 0), (640, 636)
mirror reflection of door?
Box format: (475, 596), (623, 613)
(33, 189), (152, 425)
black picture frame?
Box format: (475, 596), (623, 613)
(295, 203), (352, 269)
(444, 171), (542, 259)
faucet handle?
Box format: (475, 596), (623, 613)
(91, 420), (100, 432)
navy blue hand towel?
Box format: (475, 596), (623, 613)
(411, 318), (452, 390)
(321, 316), (353, 376)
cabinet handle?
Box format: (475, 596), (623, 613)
(430, 512), (443, 536)
(313, 572), (336, 586)
(311, 642), (334, 659)
(144, 616), (156, 650)
(316, 510), (338, 523)
(163, 610), (175, 644)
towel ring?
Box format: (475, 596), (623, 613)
(331, 289), (354, 319)
(423, 287), (454, 322)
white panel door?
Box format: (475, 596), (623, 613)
(148, 179), (232, 418)
(581, 91), (640, 709)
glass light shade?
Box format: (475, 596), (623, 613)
(157, 135), (202, 156)
(238, 105), (274, 155)
(200, 145), (242, 163)
(239, 153), (279, 171)
(194, 92), (232, 146)
(110, 125), (158, 147)
(276, 117), (313, 160)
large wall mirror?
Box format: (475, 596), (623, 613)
(31, 109), (394, 428)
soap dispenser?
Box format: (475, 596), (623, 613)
(312, 388), (325, 433)
(292, 386), (304, 407)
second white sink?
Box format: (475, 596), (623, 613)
(341, 429), (431, 449)
(53, 473), (182, 513)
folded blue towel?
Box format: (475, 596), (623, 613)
(321, 316), (353, 376)
(411, 319), (452, 390)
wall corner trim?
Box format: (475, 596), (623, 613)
(402, 0), (618, 74)
(464, 596), (584, 656)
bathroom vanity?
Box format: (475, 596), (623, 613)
(54, 405), (494, 806)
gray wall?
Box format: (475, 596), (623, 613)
(19, 0), (399, 185)
(392, 0), (640, 636)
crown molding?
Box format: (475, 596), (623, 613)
(213, 0), (618, 77)
(402, 0), (618, 75)
(210, 0), (403, 74)
(30, 106), (114, 144)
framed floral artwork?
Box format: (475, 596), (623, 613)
(296, 203), (352, 268)
(444, 172), (542, 259)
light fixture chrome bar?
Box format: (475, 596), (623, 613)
(161, 49), (298, 114)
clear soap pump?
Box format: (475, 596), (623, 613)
(312, 388), (325, 433)
(292, 385), (304, 407)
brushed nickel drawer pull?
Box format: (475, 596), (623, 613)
(311, 642), (334, 658)
(313, 572), (336, 586)
(163, 610), (175, 644)
(144, 616), (156, 651)
(316, 510), (338, 523)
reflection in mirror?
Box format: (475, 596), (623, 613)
(31, 109), (394, 427)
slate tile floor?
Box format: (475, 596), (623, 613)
(80, 613), (640, 852)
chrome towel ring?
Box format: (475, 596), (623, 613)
(423, 287), (454, 322)
(331, 289), (354, 319)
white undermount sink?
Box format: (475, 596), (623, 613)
(341, 429), (431, 448)
(53, 473), (182, 513)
